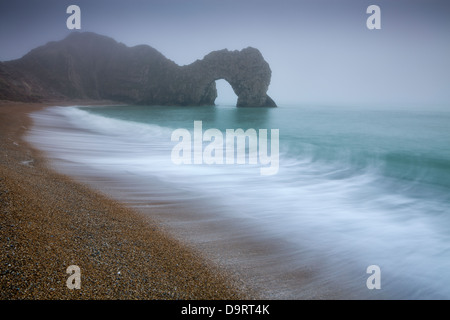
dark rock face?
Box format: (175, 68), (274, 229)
(182, 48), (276, 107)
(0, 32), (276, 107)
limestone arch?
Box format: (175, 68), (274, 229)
(185, 47), (277, 107)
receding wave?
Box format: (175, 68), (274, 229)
(27, 105), (450, 299)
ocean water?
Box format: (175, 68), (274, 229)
(27, 103), (450, 299)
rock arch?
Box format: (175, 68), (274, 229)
(180, 48), (277, 107)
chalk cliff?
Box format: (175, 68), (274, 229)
(0, 32), (276, 107)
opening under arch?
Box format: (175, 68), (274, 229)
(214, 79), (238, 106)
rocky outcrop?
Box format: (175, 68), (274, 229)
(0, 32), (276, 107)
(180, 48), (276, 107)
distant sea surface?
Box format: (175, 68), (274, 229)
(27, 103), (450, 299)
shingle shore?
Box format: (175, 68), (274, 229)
(0, 101), (250, 299)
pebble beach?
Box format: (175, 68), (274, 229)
(0, 101), (251, 300)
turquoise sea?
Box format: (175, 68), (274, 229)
(27, 103), (450, 299)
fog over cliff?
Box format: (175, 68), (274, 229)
(1, 0), (449, 106)
(0, 32), (276, 107)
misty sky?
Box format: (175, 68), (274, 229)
(1, 0), (449, 106)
